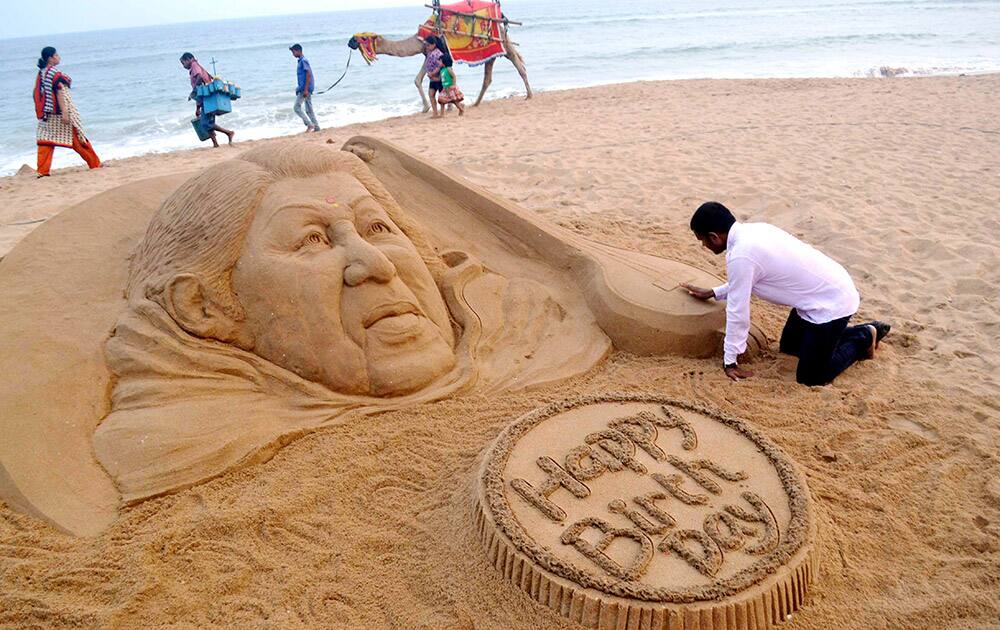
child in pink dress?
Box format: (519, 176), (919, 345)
(436, 54), (465, 116)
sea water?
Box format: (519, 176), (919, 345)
(0, 0), (997, 175)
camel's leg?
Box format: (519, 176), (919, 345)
(508, 48), (533, 100)
(474, 59), (495, 107)
(415, 66), (430, 113)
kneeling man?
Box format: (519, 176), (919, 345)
(681, 202), (889, 384)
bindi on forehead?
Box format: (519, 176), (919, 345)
(321, 193), (380, 212)
(263, 172), (363, 207)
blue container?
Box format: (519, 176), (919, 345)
(191, 117), (212, 141)
(202, 92), (232, 115)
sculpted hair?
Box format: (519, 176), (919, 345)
(127, 144), (445, 318)
(126, 160), (268, 318)
(690, 201), (736, 236)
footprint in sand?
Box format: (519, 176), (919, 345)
(887, 416), (939, 441)
(902, 237), (956, 260)
(986, 477), (1000, 508)
(952, 277), (993, 297)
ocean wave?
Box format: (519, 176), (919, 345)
(858, 63), (1000, 77)
(573, 31), (942, 62)
(518, 0), (995, 31)
(0, 100), (423, 176)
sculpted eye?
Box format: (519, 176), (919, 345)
(367, 220), (393, 236)
(300, 231), (328, 248)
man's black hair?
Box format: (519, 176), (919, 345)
(690, 201), (736, 236)
(442, 53), (453, 67)
(179, 52), (195, 62)
(289, 43), (303, 52)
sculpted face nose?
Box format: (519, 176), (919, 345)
(342, 231), (396, 286)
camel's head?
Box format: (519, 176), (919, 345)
(349, 33), (381, 65)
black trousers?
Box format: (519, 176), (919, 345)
(779, 309), (873, 386)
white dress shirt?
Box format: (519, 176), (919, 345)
(712, 222), (860, 365)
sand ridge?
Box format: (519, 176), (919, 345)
(1, 75), (999, 628)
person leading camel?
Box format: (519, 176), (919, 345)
(289, 43), (321, 132)
(680, 201), (890, 385)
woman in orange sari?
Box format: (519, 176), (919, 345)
(34, 46), (101, 177)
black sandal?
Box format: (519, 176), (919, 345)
(869, 320), (891, 345)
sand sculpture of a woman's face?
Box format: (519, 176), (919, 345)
(231, 171), (456, 396)
(128, 145), (455, 398)
(88, 142), (612, 507)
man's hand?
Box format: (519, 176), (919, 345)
(724, 365), (754, 381)
(680, 283), (715, 301)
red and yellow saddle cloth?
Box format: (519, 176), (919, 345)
(418, 0), (507, 67)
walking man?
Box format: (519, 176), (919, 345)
(680, 201), (890, 385)
(289, 44), (320, 132)
(180, 53), (235, 148)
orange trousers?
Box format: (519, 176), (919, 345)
(37, 129), (101, 175)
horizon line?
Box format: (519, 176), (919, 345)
(0, 2), (427, 42)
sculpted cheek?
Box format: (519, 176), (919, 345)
(392, 253), (452, 339)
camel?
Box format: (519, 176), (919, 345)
(348, 32), (532, 112)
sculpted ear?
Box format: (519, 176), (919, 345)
(163, 273), (244, 344)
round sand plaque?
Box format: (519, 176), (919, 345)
(475, 394), (818, 629)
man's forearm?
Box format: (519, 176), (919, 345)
(719, 260), (755, 365)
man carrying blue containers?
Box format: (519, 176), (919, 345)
(180, 52), (235, 147)
(289, 44), (321, 132)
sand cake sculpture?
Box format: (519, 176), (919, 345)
(0, 137), (764, 537)
(476, 395), (818, 629)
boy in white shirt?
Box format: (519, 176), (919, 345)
(681, 201), (890, 384)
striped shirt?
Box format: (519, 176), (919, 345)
(40, 66), (58, 114)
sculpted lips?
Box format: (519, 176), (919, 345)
(363, 301), (421, 328)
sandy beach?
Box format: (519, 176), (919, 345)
(1, 74), (998, 629)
